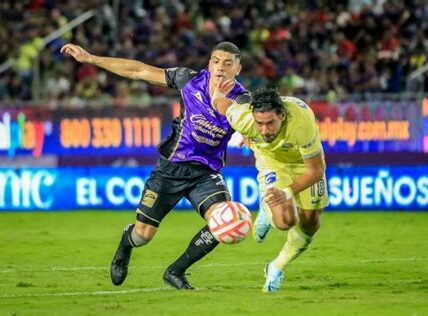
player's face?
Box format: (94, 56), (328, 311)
(208, 50), (241, 85)
(253, 111), (285, 143)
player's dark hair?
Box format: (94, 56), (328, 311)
(251, 88), (285, 115)
(212, 42), (241, 60)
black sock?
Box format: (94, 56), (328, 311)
(120, 224), (135, 249)
(169, 225), (219, 275)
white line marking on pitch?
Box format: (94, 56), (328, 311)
(0, 287), (171, 298)
(1, 257), (427, 274)
(1, 278), (426, 299)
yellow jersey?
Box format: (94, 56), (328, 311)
(226, 96), (324, 170)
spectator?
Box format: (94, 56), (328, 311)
(0, 0), (427, 104)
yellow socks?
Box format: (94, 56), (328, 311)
(272, 225), (312, 271)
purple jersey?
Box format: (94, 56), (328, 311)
(158, 68), (250, 171)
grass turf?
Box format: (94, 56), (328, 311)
(0, 211), (427, 315)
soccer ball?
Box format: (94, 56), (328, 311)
(208, 201), (252, 244)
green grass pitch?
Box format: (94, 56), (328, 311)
(0, 211), (427, 315)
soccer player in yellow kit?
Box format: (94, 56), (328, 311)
(213, 84), (329, 292)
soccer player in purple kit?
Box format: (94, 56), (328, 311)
(61, 42), (250, 289)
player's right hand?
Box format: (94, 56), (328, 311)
(211, 78), (235, 114)
(60, 44), (92, 63)
(216, 78), (235, 95)
(264, 186), (287, 207)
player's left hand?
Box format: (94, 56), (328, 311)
(264, 186), (287, 207)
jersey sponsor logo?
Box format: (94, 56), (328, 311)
(192, 91), (203, 103)
(141, 189), (158, 208)
(190, 114), (228, 136)
(190, 114), (228, 145)
(191, 132), (220, 146)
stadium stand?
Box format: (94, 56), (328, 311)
(0, 0), (427, 106)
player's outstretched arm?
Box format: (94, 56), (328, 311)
(60, 43), (167, 85)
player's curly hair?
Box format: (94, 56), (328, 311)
(251, 88), (286, 115)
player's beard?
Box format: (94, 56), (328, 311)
(262, 134), (277, 143)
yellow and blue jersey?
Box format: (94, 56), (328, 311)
(226, 96), (324, 171)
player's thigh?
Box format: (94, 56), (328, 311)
(258, 169), (297, 228)
(186, 171), (231, 220)
(137, 170), (186, 228)
(257, 169), (294, 191)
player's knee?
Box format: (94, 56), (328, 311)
(134, 222), (157, 242)
(301, 218), (320, 236)
(309, 220), (320, 234)
(273, 217), (297, 231)
(270, 205), (298, 230)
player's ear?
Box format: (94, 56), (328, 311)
(236, 64), (242, 75)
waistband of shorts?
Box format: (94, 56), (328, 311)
(159, 156), (213, 172)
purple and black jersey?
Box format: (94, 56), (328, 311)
(158, 67), (250, 171)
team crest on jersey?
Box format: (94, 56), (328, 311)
(193, 91), (203, 103)
(142, 189), (158, 208)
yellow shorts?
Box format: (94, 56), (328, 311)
(257, 163), (329, 212)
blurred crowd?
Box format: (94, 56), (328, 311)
(0, 0), (427, 107)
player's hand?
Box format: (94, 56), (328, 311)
(239, 136), (251, 148)
(212, 78), (235, 100)
(217, 78), (235, 96)
(264, 186), (288, 207)
(60, 44), (92, 63)
(211, 78), (235, 113)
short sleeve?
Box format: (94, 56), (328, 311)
(164, 67), (198, 89)
(298, 120), (323, 158)
(226, 102), (256, 137)
(234, 92), (252, 104)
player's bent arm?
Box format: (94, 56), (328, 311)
(288, 153), (325, 196)
(213, 97), (234, 115)
(60, 43), (167, 85)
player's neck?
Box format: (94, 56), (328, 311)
(208, 80), (216, 98)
